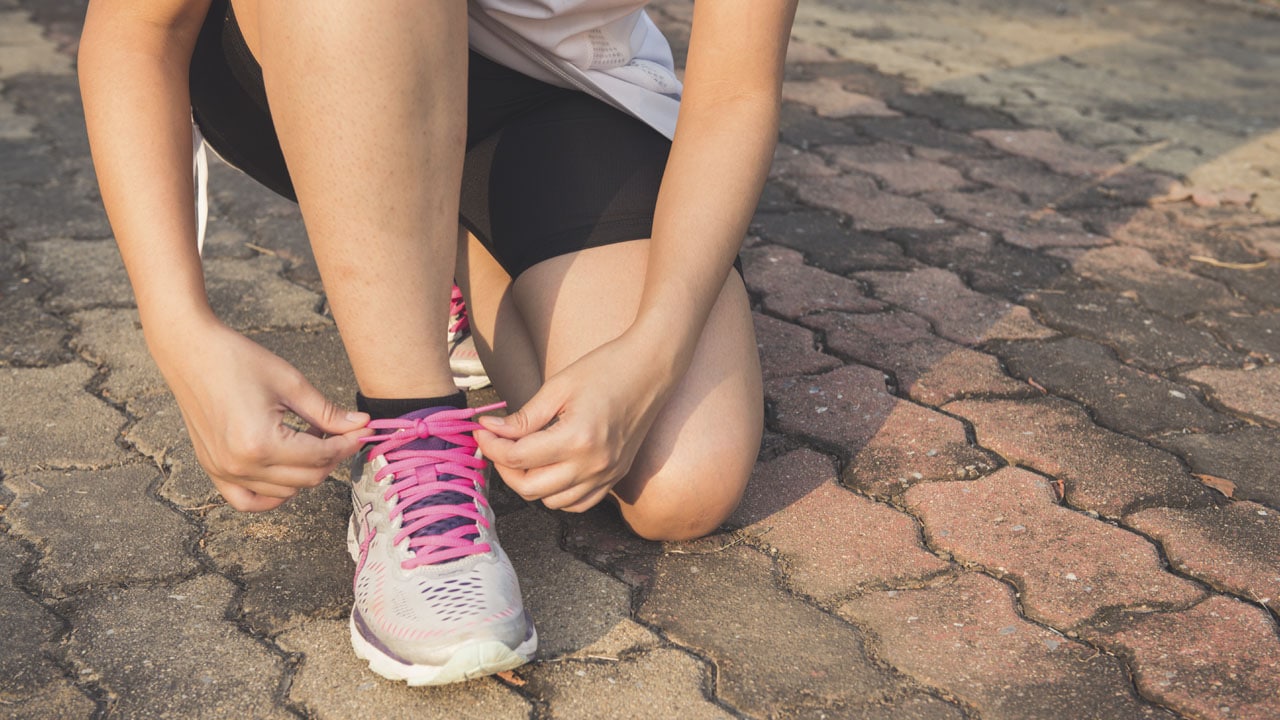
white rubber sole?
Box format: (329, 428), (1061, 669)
(349, 613), (536, 686)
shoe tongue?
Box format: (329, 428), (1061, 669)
(392, 406), (476, 554)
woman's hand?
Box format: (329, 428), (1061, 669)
(149, 317), (371, 512)
(475, 329), (678, 513)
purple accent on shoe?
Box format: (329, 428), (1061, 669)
(379, 406), (475, 543)
(353, 608), (414, 665)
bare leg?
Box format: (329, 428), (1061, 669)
(459, 235), (763, 541)
(236, 0), (467, 398)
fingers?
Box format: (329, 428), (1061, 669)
(282, 374), (371, 436)
(477, 382), (565, 440)
(212, 478), (292, 513)
(476, 426), (573, 472)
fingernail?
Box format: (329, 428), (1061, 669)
(346, 412), (366, 423)
(484, 415), (505, 426)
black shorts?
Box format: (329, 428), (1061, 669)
(189, 0), (672, 279)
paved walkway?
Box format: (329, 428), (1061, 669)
(3, 0), (1279, 718)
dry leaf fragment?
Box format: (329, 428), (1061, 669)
(1189, 255), (1268, 271)
(1194, 473), (1236, 498)
(496, 670), (526, 686)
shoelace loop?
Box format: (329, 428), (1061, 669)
(360, 402), (505, 569)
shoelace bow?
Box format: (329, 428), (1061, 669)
(361, 402), (505, 568)
(448, 285), (469, 339)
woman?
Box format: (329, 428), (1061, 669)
(79, 0), (795, 685)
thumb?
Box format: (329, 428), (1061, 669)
(283, 376), (369, 435)
(479, 384), (564, 439)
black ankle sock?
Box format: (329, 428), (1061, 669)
(356, 391), (467, 421)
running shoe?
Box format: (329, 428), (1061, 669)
(449, 285), (491, 390)
(347, 403), (536, 685)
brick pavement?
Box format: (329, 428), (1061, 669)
(3, 0), (1280, 717)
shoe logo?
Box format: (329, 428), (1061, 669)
(353, 502), (376, 588)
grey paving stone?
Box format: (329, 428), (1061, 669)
(752, 313), (842, 381)
(0, 242), (69, 364)
(804, 309), (1036, 406)
(522, 648), (731, 720)
(767, 364), (997, 498)
(250, 326), (360, 409)
(3, 464), (198, 596)
(1156, 427), (1280, 509)
(792, 172), (943, 231)
(500, 508), (632, 659)
(889, 228), (1065, 301)
(946, 154), (1079, 206)
(750, 209), (918, 274)
(204, 256), (328, 332)
(276, 618), (531, 720)
(70, 308), (165, 404)
(997, 337), (1234, 437)
(26, 238), (133, 312)
(1023, 285), (1241, 371)
(65, 574), (291, 720)
(122, 393), (216, 509)
(856, 267), (1055, 345)
(0, 533), (94, 714)
(1195, 311), (1280, 364)
(202, 480), (352, 634)
(742, 244), (884, 319)
(0, 363), (127, 471)
(637, 545), (898, 717)
(944, 397), (1217, 518)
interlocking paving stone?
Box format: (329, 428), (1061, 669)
(1183, 365), (1280, 425)
(499, 508), (631, 659)
(203, 255), (329, 332)
(769, 143), (839, 181)
(944, 397), (1216, 518)
(65, 574), (291, 720)
(804, 310), (1034, 406)
(731, 449), (949, 602)
(922, 187), (1088, 239)
(276, 618), (531, 720)
(826, 145), (969, 194)
(26, 238), (134, 311)
(778, 103), (869, 148)
(1023, 286), (1241, 371)
(122, 393), (214, 508)
(997, 337), (1234, 437)
(852, 116), (994, 157)
(741, 245), (884, 319)
(0, 362), (127, 471)
(1195, 311), (1280, 364)
(1126, 502), (1280, 606)
(889, 228), (1065, 301)
(750, 209), (917, 274)
(0, 240), (71, 366)
(782, 76), (900, 119)
(0, 533), (94, 715)
(792, 173), (944, 231)
(751, 313), (841, 380)
(767, 365), (996, 498)
(1156, 427), (1280, 509)
(70, 308), (165, 404)
(1086, 596), (1280, 720)
(202, 480), (352, 634)
(972, 128), (1117, 178)
(637, 546), (898, 717)
(946, 154), (1079, 206)
(522, 648), (731, 720)
(4, 464), (197, 597)
(856, 267), (1054, 345)
(840, 573), (1177, 720)
(906, 468), (1204, 629)
(1071, 245), (1240, 317)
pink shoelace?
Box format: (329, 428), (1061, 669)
(360, 402), (505, 568)
(449, 285), (469, 339)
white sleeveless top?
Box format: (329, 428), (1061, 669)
(467, 0), (683, 139)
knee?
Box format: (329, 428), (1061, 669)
(615, 454), (752, 543)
